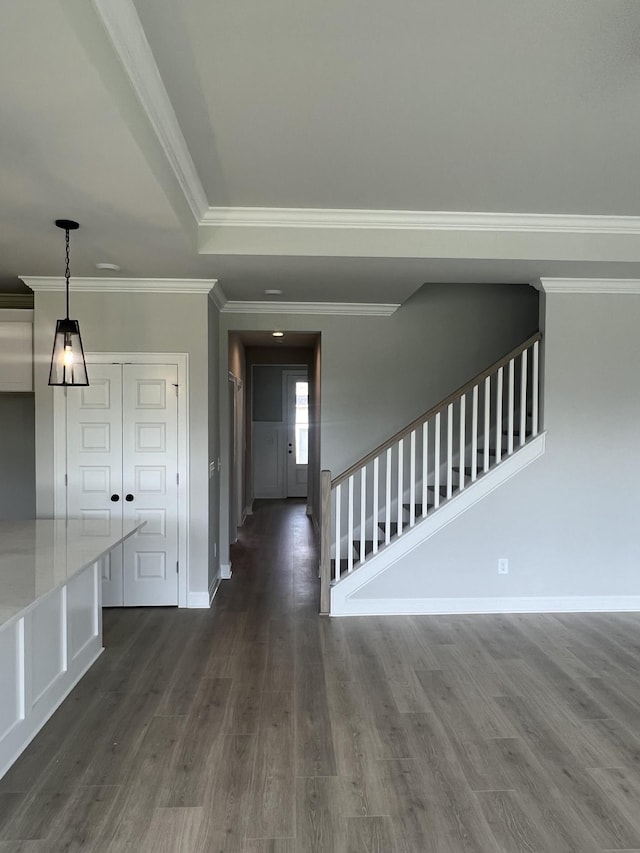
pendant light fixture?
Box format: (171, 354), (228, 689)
(48, 219), (89, 386)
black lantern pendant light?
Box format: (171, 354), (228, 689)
(48, 219), (89, 386)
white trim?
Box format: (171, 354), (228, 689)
(331, 434), (546, 610)
(187, 591), (210, 608)
(21, 277), (216, 294)
(539, 278), (640, 294)
(221, 300), (400, 316)
(209, 576), (221, 605)
(91, 0), (208, 221)
(203, 206), (640, 235)
(220, 563), (232, 579)
(331, 595), (640, 617)
(209, 282), (228, 311)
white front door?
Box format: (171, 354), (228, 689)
(65, 362), (179, 607)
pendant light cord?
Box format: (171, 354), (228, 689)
(64, 227), (71, 319)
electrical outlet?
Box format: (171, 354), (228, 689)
(498, 558), (509, 575)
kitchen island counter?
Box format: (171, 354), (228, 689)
(0, 519), (142, 779)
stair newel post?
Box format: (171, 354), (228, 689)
(319, 470), (332, 615)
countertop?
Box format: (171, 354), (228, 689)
(0, 519), (143, 628)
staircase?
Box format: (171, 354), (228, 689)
(319, 332), (544, 615)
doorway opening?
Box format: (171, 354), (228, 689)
(226, 332), (321, 556)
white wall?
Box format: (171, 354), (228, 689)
(353, 288), (640, 609)
(33, 290), (210, 600)
(218, 283), (539, 567)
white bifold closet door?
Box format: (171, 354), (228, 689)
(65, 362), (179, 606)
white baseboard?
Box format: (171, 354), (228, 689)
(331, 595), (640, 617)
(187, 590), (210, 608)
(244, 503), (253, 517)
(220, 562), (232, 579)
(209, 577), (221, 605)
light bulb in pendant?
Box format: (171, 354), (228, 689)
(63, 345), (74, 367)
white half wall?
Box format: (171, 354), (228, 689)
(348, 287), (640, 612)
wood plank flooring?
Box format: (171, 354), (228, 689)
(3, 499), (640, 850)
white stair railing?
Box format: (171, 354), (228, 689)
(319, 332), (542, 613)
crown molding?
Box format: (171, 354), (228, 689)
(202, 206), (640, 235)
(21, 277), (217, 294)
(539, 278), (640, 294)
(0, 293), (34, 309)
(220, 300), (400, 316)
(208, 281), (228, 310)
(92, 0), (208, 222)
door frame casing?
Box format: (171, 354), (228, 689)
(53, 352), (190, 608)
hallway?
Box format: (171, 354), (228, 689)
(2, 501), (640, 850)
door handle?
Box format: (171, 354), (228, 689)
(125, 494), (134, 502)
(110, 494), (120, 502)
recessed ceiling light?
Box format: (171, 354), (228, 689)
(95, 262), (121, 272)
(272, 331), (284, 337)
(265, 289), (282, 295)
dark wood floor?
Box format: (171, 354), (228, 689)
(3, 500), (640, 850)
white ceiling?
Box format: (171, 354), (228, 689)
(3, 0), (640, 301)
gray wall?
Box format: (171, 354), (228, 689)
(33, 290), (210, 599)
(355, 289), (640, 604)
(0, 394), (35, 519)
(218, 283), (539, 566)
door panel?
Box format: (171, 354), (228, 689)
(122, 364), (178, 606)
(65, 363), (124, 606)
